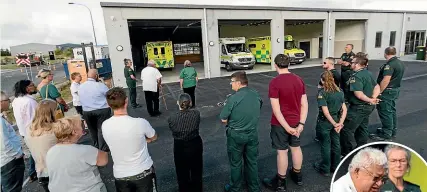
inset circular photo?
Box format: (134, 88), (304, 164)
(330, 142), (427, 192)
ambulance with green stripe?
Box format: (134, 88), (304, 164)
(220, 37), (256, 71)
(146, 41), (174, 69)
(246, 35), (306, 64)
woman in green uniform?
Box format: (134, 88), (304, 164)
(313, 71), (347, 176)
(381, 145), (421, 192)
(179, 60), (198, 108)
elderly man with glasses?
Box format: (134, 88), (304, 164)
(333, 147), (388, 192)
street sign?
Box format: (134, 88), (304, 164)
(49, 51), (55, 60)
(15, 53), (31, 66)
(15, 53), (34, 81)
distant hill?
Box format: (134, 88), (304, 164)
(57, 43), (81, 50)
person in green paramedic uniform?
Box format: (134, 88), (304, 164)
(380, 145), (421, 192)
(220, 71), (263, 192)
(371, 47), (405, 141)
(180, 60), (198, 108)
(340, 54), (380, 157)
(313, 71), (347, 176)
(124, 59), (141, 109)
(318, 57), (341, 88)
(314, 57), (341, 142)
(338, 44), (356, 101)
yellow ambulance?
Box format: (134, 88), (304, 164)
(246, 35), (306, 64)
(219, 37), (256, 71)
(145, 41), (174, 69)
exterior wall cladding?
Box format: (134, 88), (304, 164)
(101, 2), (427, 87)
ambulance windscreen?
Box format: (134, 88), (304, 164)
(285, 41), (296, 49)
(226, 43), (249, 53)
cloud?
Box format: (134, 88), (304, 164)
(1, 0), (426, 49)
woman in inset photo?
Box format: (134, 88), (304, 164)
(380, 145), (421, 192)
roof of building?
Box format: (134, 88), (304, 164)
(100, 2), (427, 14)
(10, 43), (57, 48)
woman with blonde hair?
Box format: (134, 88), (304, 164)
(46, 116), (109, 192)
(36, 68), (69, 113)
(313, 71), (347, 176)
(25, 99), (59, 191)
(179, 60), (198, 108)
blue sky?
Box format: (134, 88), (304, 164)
(1, 0), (426, 49)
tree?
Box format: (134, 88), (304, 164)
(63, 48), (73, 58)
(54, 48), (63, 56)
(1, 48), (11, 56)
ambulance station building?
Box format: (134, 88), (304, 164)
(100, 2), (427, 88)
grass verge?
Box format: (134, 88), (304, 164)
(0, 64), (20, 70)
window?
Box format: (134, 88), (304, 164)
(404, 30), (426, 54)
(222, 45), (227, 54)
(153, 48), (158, 55)
(285, 41), (296, 49)
(173, 43), (201, 55)
(225, 43), (248, 53)
(375, 32), (382, 48)
(389, 31), (396, 46)
(160, 47), (165, 55)
(248, 44), (256, 49)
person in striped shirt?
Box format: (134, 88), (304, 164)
(168, 93), (203, 192)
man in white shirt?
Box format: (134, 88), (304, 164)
(102, 87), (158, 191)
(11, 80), (38, 182)
(332, 147), (387, 192)
(140, 60), (162, 117)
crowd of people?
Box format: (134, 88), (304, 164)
(0, 44), (406, 192)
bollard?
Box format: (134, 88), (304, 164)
(53, 65), (56, 70)
(20, 68), (23, 73)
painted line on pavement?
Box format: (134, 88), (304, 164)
(164, 84), (177, 100)
(0, 69), (14, 73)
(22, 177), (30, 187)
(257, 73), (275, 78)
(402, 73), (427, 81)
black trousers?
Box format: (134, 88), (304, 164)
(1, 157), (25, 192)
(174, 136), (203, 192)
(115, 168), (158, 192)
(38, 177), (49, 192)
(144, 90), (160, 115)
(183, 86), (196, 107)
(129, 87), (137, 107)
(83, 108), (112, 152)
